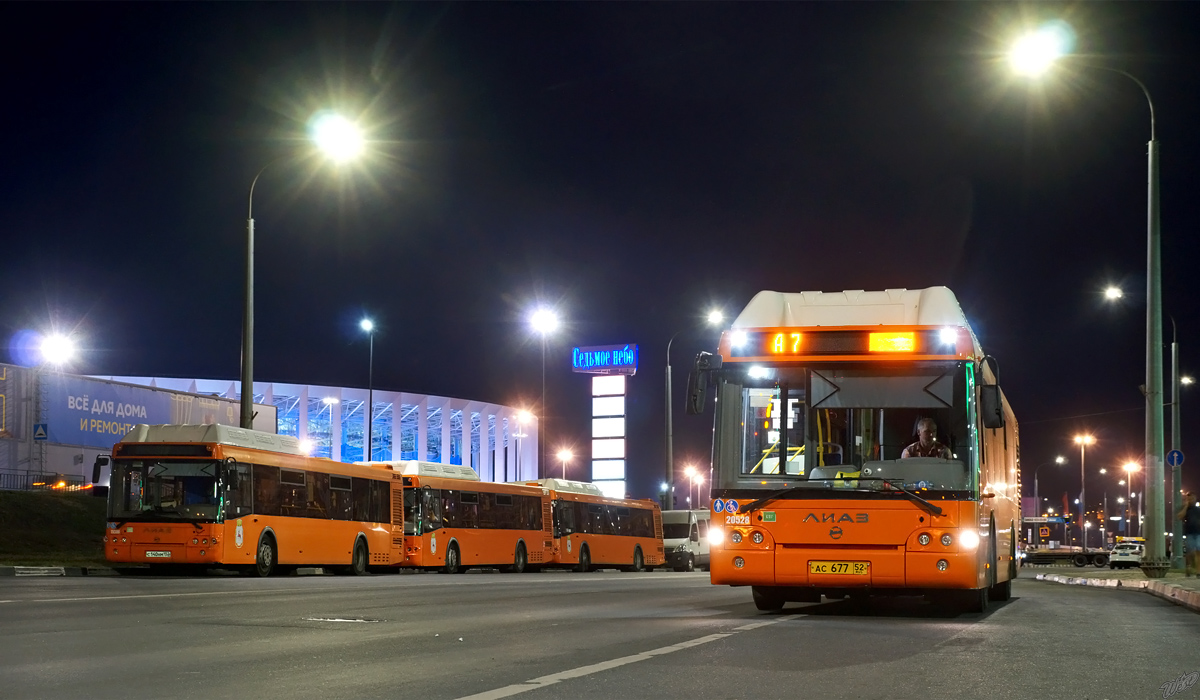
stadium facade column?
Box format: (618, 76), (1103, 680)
(416, 396), (429, 462)
(297, 385), (309, 446)
(330, 388), (343, 462)
(441, 398), (453, 465)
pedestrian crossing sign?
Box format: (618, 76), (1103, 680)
(33, 423), (48, 441)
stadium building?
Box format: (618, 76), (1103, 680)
(0, 364), (537, 489)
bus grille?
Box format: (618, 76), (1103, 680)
(392, 488), (404, 527)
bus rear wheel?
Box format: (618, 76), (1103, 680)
(628, 547), (648, 576)
(506, 543), (527, 574)
(254, 536), (277, 578)
(347, 540), (368, 576)
(752, 586), (785, 612)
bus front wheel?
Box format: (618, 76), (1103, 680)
(443, 544), (462, 574)
(575, 546), (591, 573)
(254, 536), (277, 578)
(752, 586), (785, 612)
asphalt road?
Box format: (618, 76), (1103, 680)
(1, 569), (1197, 700)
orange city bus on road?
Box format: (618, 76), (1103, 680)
(378, 461), (550, 573)
(527, 479), (665, 572)
(95, 424), (402, 576)
(687, 287), (1020, 612)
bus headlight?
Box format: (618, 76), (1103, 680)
(940, 534), (952, 547)
(959, 529), (980, 550)
(751, 531), (764, 544)
(918, 533), (931, 546)
(730, 531), (743, 544)
(708, 528), (725, 546)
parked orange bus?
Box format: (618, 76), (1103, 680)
(528, 478), (665, 572)
(95, 424), (401, 576)
(687, 287), (1020, 612)
(376, 461), (550, 573)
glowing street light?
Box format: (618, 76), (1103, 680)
(310, 112), (364, 163)
(1104, 286), (1124, 301)
(39, 334), (77, 366)
(240, 111), (366, 430)
(1007, 22), (1073, 77)
(556, 448), (573, 481)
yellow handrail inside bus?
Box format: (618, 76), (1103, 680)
(751, 444), (804, 474)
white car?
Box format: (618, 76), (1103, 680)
(1109, 542), (1143, 569)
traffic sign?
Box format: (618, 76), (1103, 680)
(33, 424), (47, 441)
(1168, 449), (1185, 468)
(1024, 516), (1049, 523)
(1039, 527), (1050, 538)
(713, 499), (725, 513)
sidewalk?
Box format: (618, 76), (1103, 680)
(1024, 564), (1200, 613)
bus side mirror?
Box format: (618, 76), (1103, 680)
(92, 455), (109, 484)
(980, 385), (1005, 429)
(686, 352), (722, 415)
(223, 459), (240, 491)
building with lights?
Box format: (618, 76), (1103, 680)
(0, 364), (537, 489)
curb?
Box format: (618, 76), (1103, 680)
(1034, 572), (1200, 613)
(0, 566), (116, 577)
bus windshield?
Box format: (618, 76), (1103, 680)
(110, 459), (222, 521)
(717, 362), (976, 495)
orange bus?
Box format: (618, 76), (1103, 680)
(687, 287), (1020, 612)
(529, 478), (665, 572)
(95, 424), (401, 576)
(379, 461), (550, 573)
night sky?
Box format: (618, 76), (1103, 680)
(3, 3), (1199, 507)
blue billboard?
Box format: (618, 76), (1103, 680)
(42, 374), (252, 449)
(571, 344), (638, 375)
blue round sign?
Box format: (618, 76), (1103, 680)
(1168, 449), (1185, 468)
(726, 499), (740, 514)
(713, 499), (725, 513)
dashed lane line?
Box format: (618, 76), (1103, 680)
(453, 618), (790, 700)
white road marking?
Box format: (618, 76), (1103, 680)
(0, 573), (706, 604)
(454, 618), (787, 700)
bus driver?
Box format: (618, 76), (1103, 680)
(901, 417), (951, 459)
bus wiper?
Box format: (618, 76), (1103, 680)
(882, 479), (943, 516)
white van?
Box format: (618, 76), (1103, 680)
(661, 510), (710, 572)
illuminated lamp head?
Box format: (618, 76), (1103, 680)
(939, 328), (958, 345)
(730, 331), (748, 349)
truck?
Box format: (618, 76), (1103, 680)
(661, 509), (710, 571)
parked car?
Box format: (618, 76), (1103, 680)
(661, 510), (710, 571)
(1109, 541), (1144, 569)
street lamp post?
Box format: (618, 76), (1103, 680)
(240, 112), (364, 430)
(1032, 456), (1067, 546)
(1123, 463), (1139, 538)
(1074, 435), (1094, 551)
(665, 309), (725, 511)
(1010, 23), (1168, 576)
(1170, 318), (1192, 569)
(682, 465), (697, 508)
(530, 309), (560, 480)
(360, 319), (375, 461)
